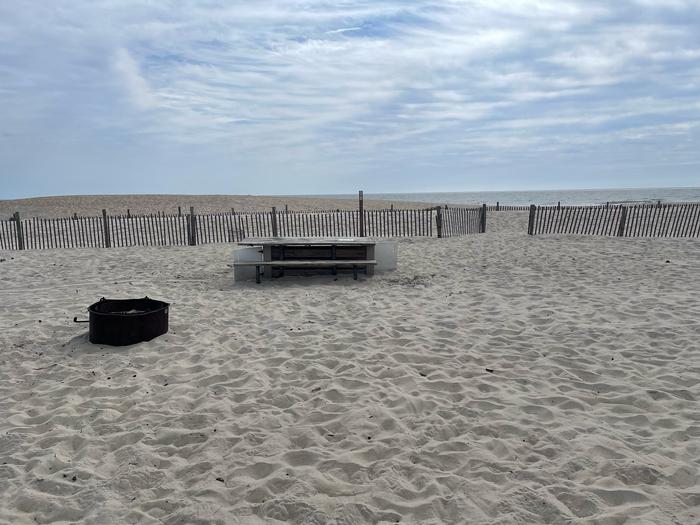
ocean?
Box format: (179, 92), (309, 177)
(316, 187), (700, 207)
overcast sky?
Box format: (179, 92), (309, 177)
(1, 1), (699, 199)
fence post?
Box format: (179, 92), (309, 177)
(271, 207), (278, 237)
(436, 207), (443, 238)
(13, 212), (25, 250)
(101, 209), (111, 248)
(617, 206), (627, 237)
(528, 205), (536, 235)
(557, 201), (561, 211)
(496, 201), (500, 211)
(358, 190), (365, 237)
(480, 203), (487, 233)
(189, 206), (197, 245)
(178, 206), (182, 217)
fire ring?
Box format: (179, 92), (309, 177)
(75, 297), (170, 346)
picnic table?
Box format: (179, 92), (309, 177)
(235, 237), (377, 283)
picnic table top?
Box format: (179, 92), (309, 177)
(237, 237), (377, 246)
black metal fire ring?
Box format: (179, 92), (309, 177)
(75, 296), (170, 346)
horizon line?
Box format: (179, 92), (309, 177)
(3, 185), (700, 202)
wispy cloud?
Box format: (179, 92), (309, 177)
(0, 0), (698, 196)
(113, 48), (158, 110)
(325, 27), (363, 34)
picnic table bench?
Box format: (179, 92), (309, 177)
(235, 237), (377, 283)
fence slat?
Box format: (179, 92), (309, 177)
(683, 204), (697, 237)
(675, 205), (689, 238)
(1, 221), (6, 249)
(661, 205), (674, 237)
(155, 214), (163, 245)
(643, 204), (653, 237)
(566, 206), (577, 234)
(595, 205), (606, 236)
(635, 205), (644, 237)
(653, 205), (664, 237)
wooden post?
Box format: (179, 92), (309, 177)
(285, 204), (288, 213)
(271, 207), (278, 237)
(13, 212), (25, 250)
(189, 206), (197, 245)
(358, 190), (365, 237)
(617, 206), (627, 237)
(528, 205), (536, 235)
(127, 209), (131, 218)
(480, 203), (487, 233)
(496, 201), (500, 211)
(178, 206), (182, 217)
(436, 206), (443, 238)
(101, 209), (111, 248)
(557, 201), (561, 211)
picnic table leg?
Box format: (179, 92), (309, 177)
(255, 265), (261, 284)
(366, 245), (375, 276)
(279, 246), (284, 279)
(262, 245), (272, 280)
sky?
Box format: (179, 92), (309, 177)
(1, 0), (699, 199)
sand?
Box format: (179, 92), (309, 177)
(1, 210), (699, 524)
(0, 194), (429, 219)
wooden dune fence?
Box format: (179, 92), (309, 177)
(438, 205), (486, 237)
(528, 203), (700, 237)
(0, 206), (485, 251)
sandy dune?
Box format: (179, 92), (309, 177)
(1, 211), (699, 524)
(0, 194), (430, 219)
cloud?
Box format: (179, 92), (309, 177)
(113, 48), (158, 110)
(325, 27), (363, 34)
(0, 0), (699, 196)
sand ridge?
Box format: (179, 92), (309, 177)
(0, 211), (699, 524)
(0, 194), (431, 219)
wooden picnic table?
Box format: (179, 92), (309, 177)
(236, 237), (377, 283)
(237, 237), (377, 246)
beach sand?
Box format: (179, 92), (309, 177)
(1, 209), (699, 524)
(0, 194), (428, 219)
